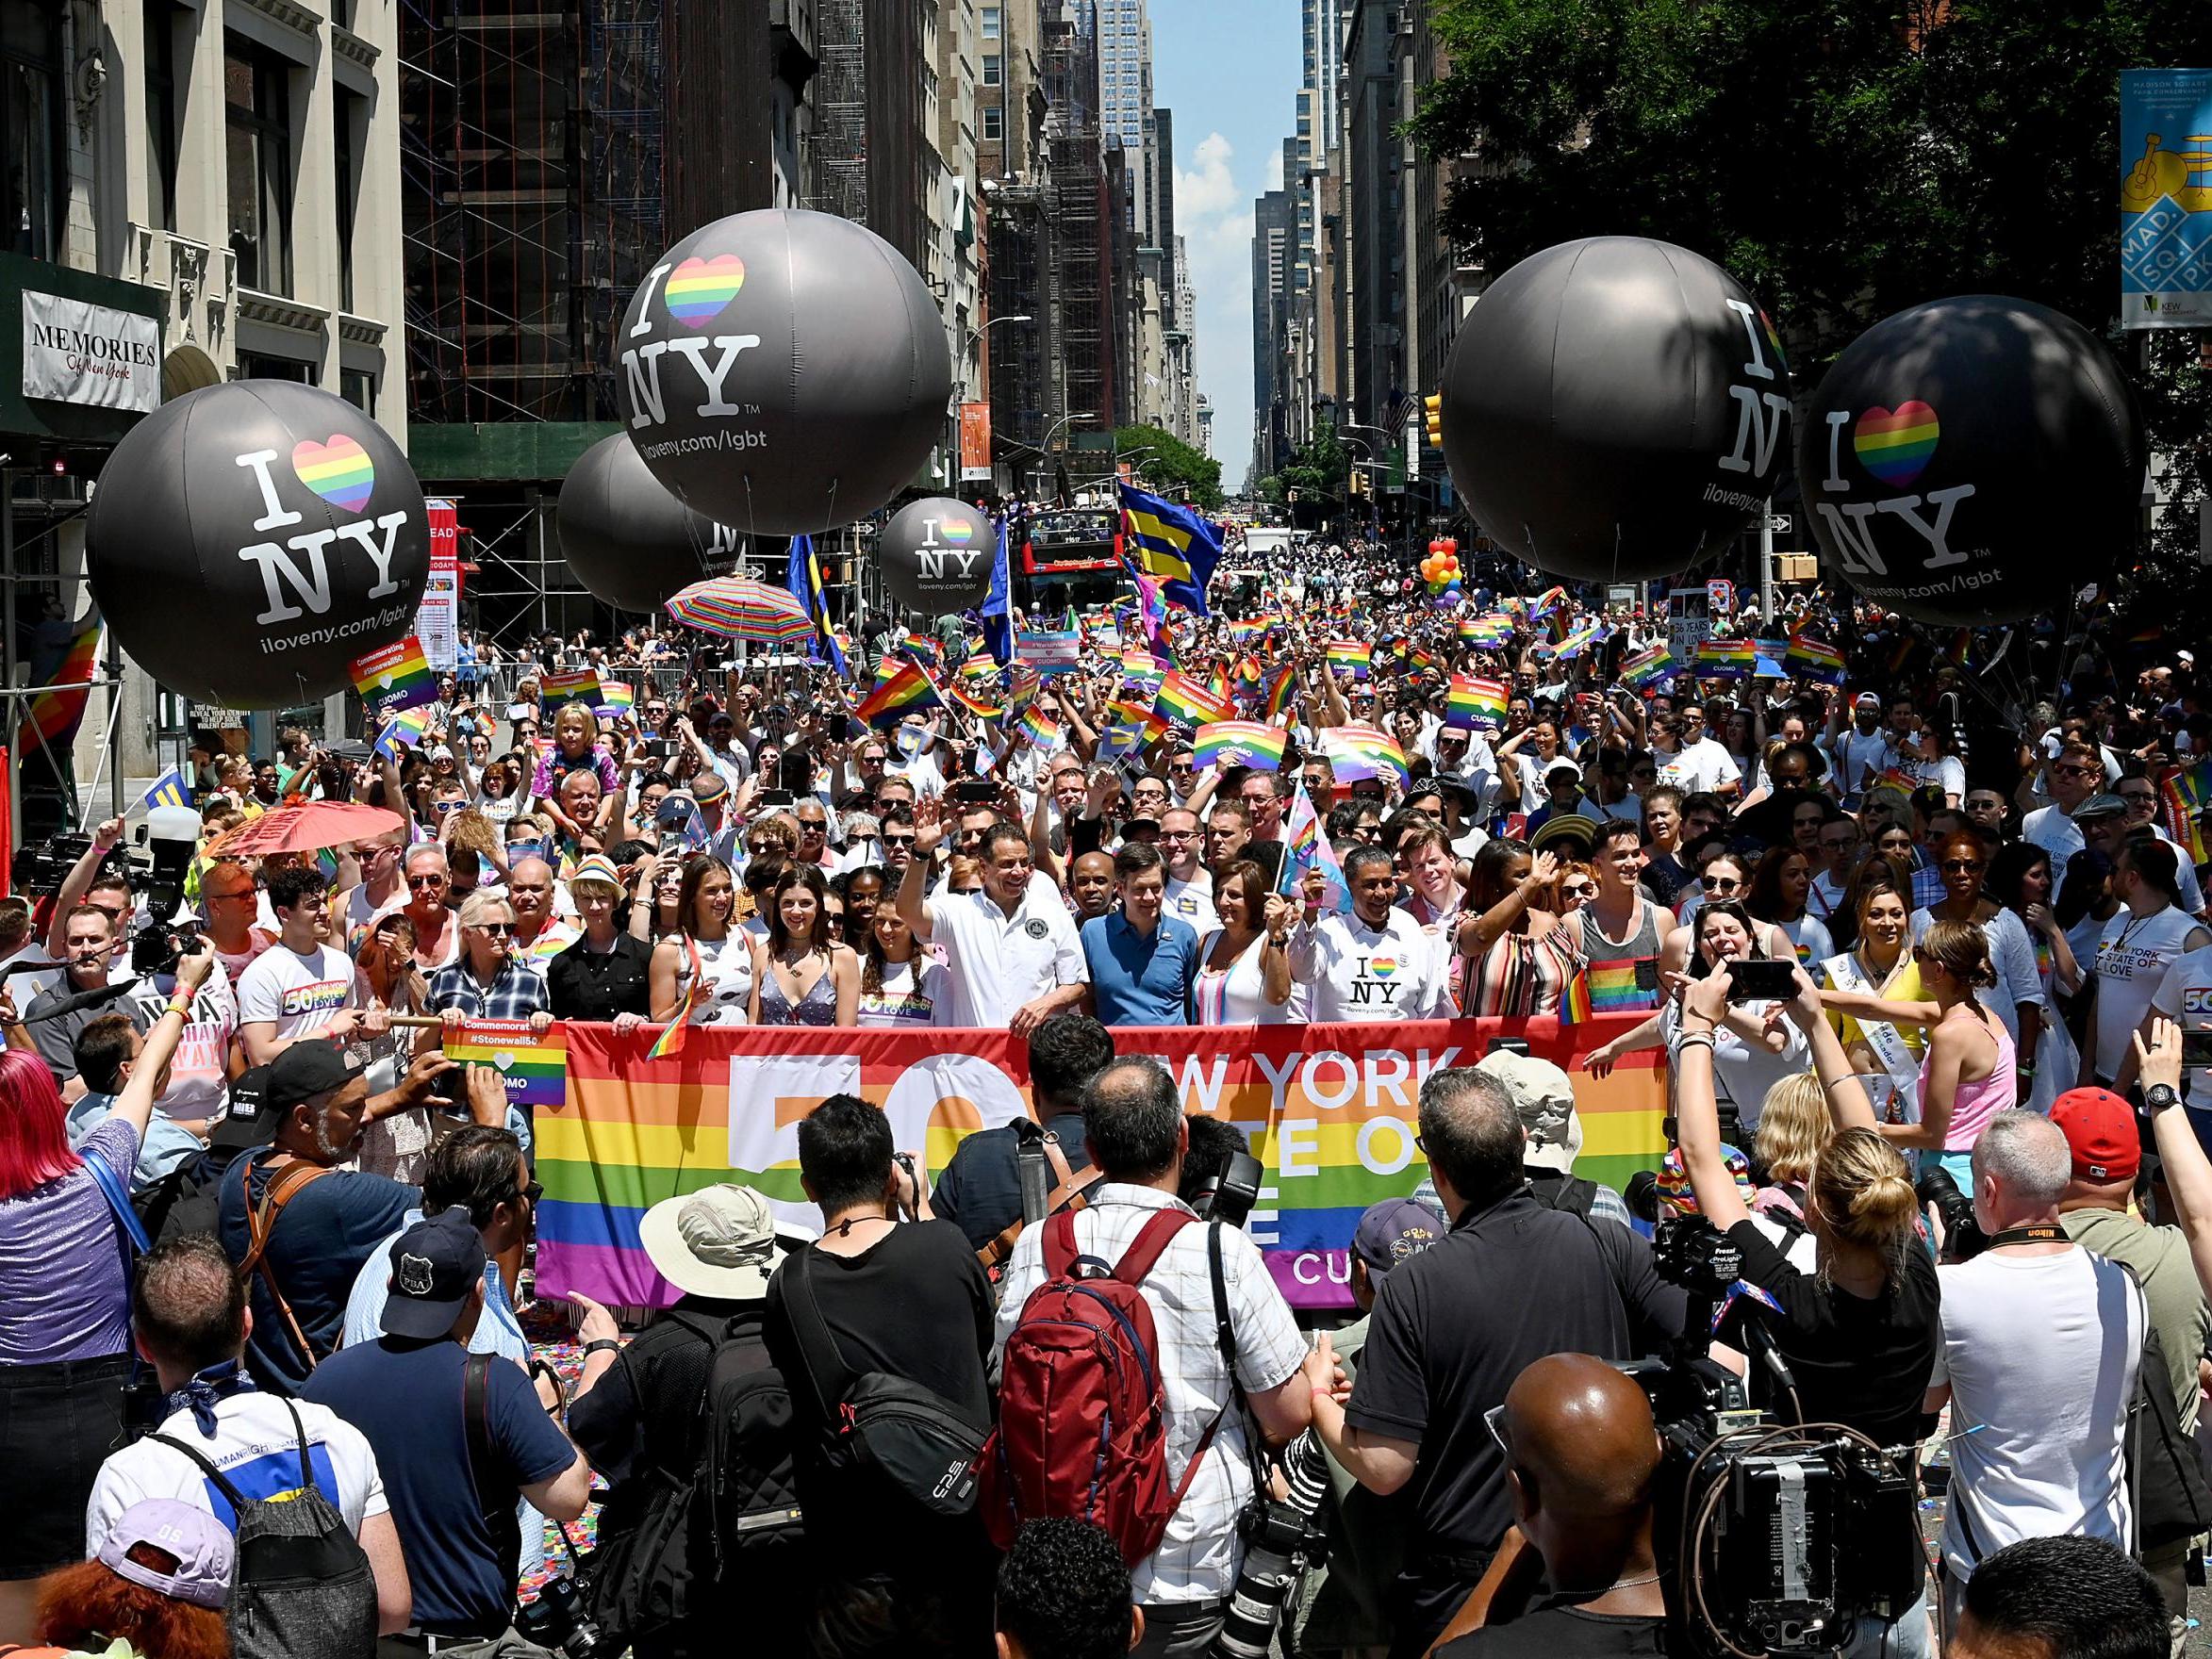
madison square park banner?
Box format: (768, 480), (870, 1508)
(535, 1015), (1664, 1313)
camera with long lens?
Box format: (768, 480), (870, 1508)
(128, 807), (206, 980)
(1212, 1431), (1331, 1659)
(1187, 1147), (1263, 1228)
(9, 832), (94, 897)
(1916, 1166), (1985, 1260)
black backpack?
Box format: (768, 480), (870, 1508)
(1527, 1167), (1599, 1219)
(586, 1311), (804, 1648)
(150, 1400), (378, 1659)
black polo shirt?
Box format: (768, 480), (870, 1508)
(546, 931), (652, 1021)
(1344, 1188), (1687, 1557)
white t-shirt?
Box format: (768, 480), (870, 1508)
(1930, 1246), (2143, 1578)
(1286, 907), (1450, 1023)
(1825, 726), (1890, 800)
(236, 942), (362, 1043)
(1162, 874), (1219, 941)
(924, 876), (1088, 1028)
(87, 1391), (387, 1552)
(2089, 905), (2207, 1080)
(1656, 737), (1741, 796)
(124, 969), (239, 1121)
(2153, 943), (2212, 1102)
(2021, 803), (2085, 864)
(855, 957), (949, 1028)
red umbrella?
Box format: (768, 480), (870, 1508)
(206, 801), (406, 858)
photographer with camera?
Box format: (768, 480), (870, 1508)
(1674, 964), (1938, 1654)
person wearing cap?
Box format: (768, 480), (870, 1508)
(2022, 740), (2110, 863)
(1823, 690), (1894, 811)
(303, 1208), (589, 1649)
(546, 853), (652, 1025)
(40, 1497), (240, 1655)
(84, 1234), (410, 1635)
(215, 1040), (503, 1396)
(1523, 758), (1595, 839)
(565, 1183), (812, 1655)
(1296, 1198), (1440, 1659)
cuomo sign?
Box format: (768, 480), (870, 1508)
(22, 289), (160, 413)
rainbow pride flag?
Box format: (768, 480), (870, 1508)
(1786, 631), (1846, 684)
(850, 660), (941, 729)
(373, 706), (434, 759)
(1446, 675), (1508, 732)
(1017, 705), (1063, 749)
(948, 683), (1003, 720)
(2161, 761), (2212, 865)
(444, 1018), (567, 1111)
(351, 635), (437, 718)
(1619, 643), (1674, 693)
(1320, 723), (1411, 788)
(541, 667), (603, 704)
(1194, 720), (1287, 771)
(15, 618), (103, 757)
(1583, 959), (1659, 1017)
(1697, 637), (1755, 681)
(596, 682), (636, 717)
(1262, 664), (1298, 720)
(897, 631), (942, 667)
(1155, 671), (1235, 728)
(645, 986), (695, 1060)
(1325, 640), (1372, 681)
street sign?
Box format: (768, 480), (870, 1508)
(1764, 514), (1791, 534)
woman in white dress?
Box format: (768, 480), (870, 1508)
(649, 855), (752, 1027)
(1191, 861), (1295, 1026)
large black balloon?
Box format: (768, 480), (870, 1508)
(616, 208), (952, 534)
(877, 497), (996, 615)
(86, 380), (430, 708)
(556, 433), (744, 613)
(1794, 295), (2144, 627)
(1440, 237), (1792, 582)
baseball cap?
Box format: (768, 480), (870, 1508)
(1854, 692), (1881, 711)
(381, 1208), (488, 1339)
(2073, 793), (2126, 821)
(639, 1183), (801, 1299)
(1477, 1049), (1582, 1174)
(2053, 1086), (2139, 1183)
(1351, 1197), (1443, 1274)
(263, 1039), (365, 1114)
(97, 1497), (234, 1610)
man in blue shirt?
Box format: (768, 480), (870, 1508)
(1080, 843), (1199, 1027)
(303, 1208), (591, 1645)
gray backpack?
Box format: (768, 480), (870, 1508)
(151, 1398), (378, 1658)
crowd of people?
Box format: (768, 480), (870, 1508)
(0, 532), (2209, 1659)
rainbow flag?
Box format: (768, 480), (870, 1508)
(351, 635), (437, 717)
(2127, 621), (2164, 647)
(1446, 675), (1508, 733)
(15, 618), (103, 756)
(1263, 664), (1298, 720)
(444, 1018), (567, 1112)
(1017, 705), (1063, 749)
(373, 706), (434, 759)
(1155, 671), (1234, 729)
(948, 683), (1003, 720)
(1193, 720), (1287, 771)
(1697, 637), (1755, 681)
(1320, 723), (1411, 789)
(1559, 972), (1594, 1027)
(1227, 618), (1270, 644)
(1619, 643), (1674, 693)
(1325, 640), (1372, 681)
(850, 659), (942, 729)
(1786, 631), (1845, 685)
(541, 666), (603, 704)
(897, 632), (942, 667)
(596, 682), (636, 717)
(1550, 619), (1605, 660)
(1586, 959), (1659, 1017)
(2161, 762), (2212, 865)
(1233, 654), (1263, 690)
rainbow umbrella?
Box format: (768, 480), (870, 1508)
(663, 577), (814, 643)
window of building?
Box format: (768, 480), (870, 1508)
(334, 88), (362, 313)
(340, 368), (374, 416)
(144, 5), (180, 233)
(239, 353), (314, 383)
(982, 104), (1002, 140)
(224, 34), (295, 294)
(982, 5), (999, 38)
(1, 2), (64, 261)
(982, 52), (1000, 87)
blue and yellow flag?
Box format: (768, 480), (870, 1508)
(785, 534), (850, 679)
(1117, 483), (1220, 618)
(141, 765), (192, 812)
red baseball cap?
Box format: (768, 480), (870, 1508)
(2051, 1087), (2139, 1184)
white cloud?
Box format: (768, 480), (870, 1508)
(1175, 131), (1239, 219)
(1265, 143), (1284, 192)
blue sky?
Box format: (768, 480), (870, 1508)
(1150, 0), (1300, 490)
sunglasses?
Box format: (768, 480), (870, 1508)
(1940, 859), (1985, 873)
(1701, 875), (1742, 892)
(883, 833), (917, 848)
(407, 874), (447, 889)
(433, 799), (463, 814)
(1560, 883), (1597, 899)
(470, 921), (515, 935)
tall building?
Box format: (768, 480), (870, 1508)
(1, 0), (408, 821)
(1091, 0), (1149, 155)
(939, 0), (987, 478)
(1042, 0), (1115, 444)
(1250, 182), (1296, 479)
(981, 0), (1057, 463)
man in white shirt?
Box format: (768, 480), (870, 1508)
(236, 865), (374, 1064)
(897, 802), (1087, 1033)
(1823, 692), (1892, 808)
(84, 1234), (412, 1634)
(1158, 808), (1219, 939)
(2021, 741), (2105, 862)
(1288, 843), (1452, 1021)
(1926, 1112), (2144, 1634)
(1655, 708), (1742, 797)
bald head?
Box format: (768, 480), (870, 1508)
(1503, 1354), (1660, 1521)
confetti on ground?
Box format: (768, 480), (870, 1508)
(518, 1306), (625, 1602)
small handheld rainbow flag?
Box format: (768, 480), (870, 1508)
(645, 993), (693, 1061)
(444, 1018), (568, 1111)
(1550, 619), (1606, 660)
(1016, 704), (1063, 749)
(1446, 675), (1509, 732)
(1320, 723), (1411, 789)
(1154, 671), (1235, 729)
(2161, 761), (2212, 865)
(373, 706), (434, 759)
(897, 631), (942, 667)
(595, 682), (636, 717)
(351, 635), (438, 717)
(1325, 640), (1372, 681)
(1193, 720), (1287, 771)
(948, 682), (1004, 720)
(541, 666), (603, 704)
(1696, 637), (1755, 681)
(1262, 663), (1298, 719)
(1619, 642), (1675, 693)
(850, 660), (942, 729)
(1785, 631), (1846, 685)
(1276, 782), (1350, 912)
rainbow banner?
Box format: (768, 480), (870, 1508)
(1325, 640), (1373, 681)
(1696, 637), (1755, 681)
(1786, 631), (1846, 684)
(541, 667), (603, 704)
(535, 1017), (1665, 1311)
(1155, 671), (1235, 729)
(1446, 674), (1509, 732)
(1320, 723), (1411, 789)
(350, 635), (437, 718)
(443, 1018), (567, 1112)
(596, 682), (636, 718)
(1193, 720), (1287, 771)
(1619, 643), (1674, 693)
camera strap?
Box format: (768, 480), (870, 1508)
(1982, 1225), (2068, 1249)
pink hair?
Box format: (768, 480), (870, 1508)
(0, 1048), (81, 1199)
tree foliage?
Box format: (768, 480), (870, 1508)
(1113, 424), (1225, 512)
(1411, 0), (2212, 575)
(1279, 421), (1351, 505)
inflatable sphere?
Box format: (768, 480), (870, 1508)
(86, 380), (429, 708)
(877, 497), (997, 616)
(1794, 294), (2144, 627)
(1440, 238), (1791, 583)
(556, 434), (744, 614)
(616, 209), (952, 534)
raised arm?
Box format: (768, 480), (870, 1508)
(1784, 963), (1880, 1132)
(1674, 969), (1752, 1232)
(2139, 1020), (2212, 1298)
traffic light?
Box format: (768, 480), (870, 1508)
(1423, 393), (1443, 448)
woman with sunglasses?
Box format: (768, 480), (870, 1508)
(1820, 919), (2012, 1189)
(476, 757), (522, 825)
(629, 854), (687, 944)
(650, 856), (752, 1027)
(1546, 859), (1597, 918)
(1908, 829), (2045, 1106)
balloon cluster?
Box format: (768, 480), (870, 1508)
(1420, 539), (1464, 608)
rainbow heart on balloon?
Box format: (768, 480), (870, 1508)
(290, 435), (375, 513)
(1853, 401), (1940, 487)
(665, 254), (746, 327)
(941, 519), (976, 546)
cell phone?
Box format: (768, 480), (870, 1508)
(951, 779), (998, 803)
(1725, 958), (1798, 1003)
(643, 739), (669, 761)
(2183, 1027), (2212, 1070)
(759, 789), (794, 808)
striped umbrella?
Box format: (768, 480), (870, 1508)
(663, 577), (814, 643)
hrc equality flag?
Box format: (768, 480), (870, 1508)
(533, 1017), (1664, 1312)
(1118, 482), (1221, 617)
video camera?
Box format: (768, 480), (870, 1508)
(128, 806), (207, 979)
(1633, 1214), (1924, 1656)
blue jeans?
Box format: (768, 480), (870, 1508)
(1841, 1583), (1933, 1659)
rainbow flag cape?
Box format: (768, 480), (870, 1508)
(15, 618), (103, 756)
(351, 635), (437, 717)
(1619, 643), (1674, 693)
(1786, 631), (1845, 685)
(1325, 640), (1372, 681)
(445, 1019), (568, 1111)
(1696, 637), (1755, 681)
(1193, 720), (1287, 771)
(2161, 761), (2212, 865)
(1016, 705), (1063, 749)
(1154, 672), (1234, 729)
(850, 660), (942, 729)
(1320, 723), (1411, 789)
(1446, 675), (1508, 733)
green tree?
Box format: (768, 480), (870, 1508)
(1411, 0), (2212, 575)
(1113, 423), (1226, 512)
(1279, 421), (1351, 507)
